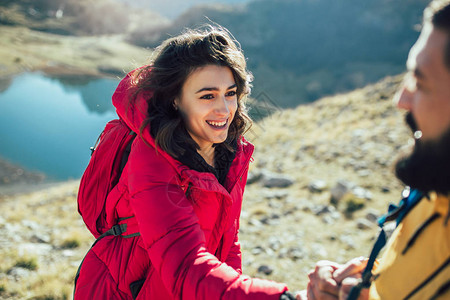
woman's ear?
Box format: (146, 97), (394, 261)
(173, 98), (179, 110)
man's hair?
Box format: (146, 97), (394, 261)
(131, 25), (253, 158)
(425, 0), (450, 69)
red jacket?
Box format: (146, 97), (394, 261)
(74, 70), (288, 299)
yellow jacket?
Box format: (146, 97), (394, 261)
(369, 192), (450, 300)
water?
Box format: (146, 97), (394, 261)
(0, 72), (120, 180)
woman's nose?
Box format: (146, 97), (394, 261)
(215, 96), (230, 115)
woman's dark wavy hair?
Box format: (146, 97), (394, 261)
(131, 25), (253, 158)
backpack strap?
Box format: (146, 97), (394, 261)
(73, 216), (140, 294)
(347, 188), (425, 300)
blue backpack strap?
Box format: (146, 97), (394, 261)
(347, 188), (425, 300)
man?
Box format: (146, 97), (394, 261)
(305, 1), (450, 299)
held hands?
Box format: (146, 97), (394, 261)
(301, 257), (369, 300)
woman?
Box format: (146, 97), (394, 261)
(74, 26), (296, 299)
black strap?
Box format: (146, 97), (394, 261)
(347, 188), (425, 300)
(73, 222), (138, 295)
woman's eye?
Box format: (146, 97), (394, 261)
(226, 91), (237, 97)
(200, 94), (214, 100)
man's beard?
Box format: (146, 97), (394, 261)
(395, 113), (450, 194)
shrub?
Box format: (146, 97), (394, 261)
(14, 257), (38, 270)
(344, 196), (365, 216)
(60, 238), (80, 249)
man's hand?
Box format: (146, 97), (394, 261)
(337, 276), (369, 300)
(306, 257), (368, 300)
(306, 260), (342, 300)
(333, 257), (369, 300)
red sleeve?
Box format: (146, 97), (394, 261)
(128, 139), (288, 300)
(224, 225), (243, 274)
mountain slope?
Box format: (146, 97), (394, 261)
(131, 0), (429, 107)
(0, 74), (411, 298)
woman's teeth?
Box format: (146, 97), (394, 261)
(207, 120), (227, 127)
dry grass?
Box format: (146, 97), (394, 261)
(0, 25), (152, 79)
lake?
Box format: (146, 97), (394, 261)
(0, 72), (120, 180)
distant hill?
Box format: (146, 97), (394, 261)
(117, 0), (249, 19)
(129, 0), (430, 107)
(0, 0), (168, 36)
(1, 0), (431, 108)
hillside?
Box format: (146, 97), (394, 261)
(0, 0), (429, 108)
(132, 0), (429, 107)
(0, 74), (410, 299)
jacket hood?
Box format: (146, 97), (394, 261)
(112, 67), (151, 135)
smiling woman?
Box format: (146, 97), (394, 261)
(74, 26), (297, 300)
(175, 65), (238, 165)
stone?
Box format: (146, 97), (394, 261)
(287, 247), (305, 261)
(340, 235), (355, 250)
(330, 180), (353, 204)
(30, 233), (51, 244)
(308, 180), (327, 193)
(263, 190), (289, 200)
(262, 175), (294, 188)
(356, 218), (373, 230)
(365, 209), (380, 223)
(262, 172), (294, 188)
(352, 187), (373, 201)
(257, 265), (273, 275)
(7, 267), (31, 279)
(251, 246), (264, 255)
(246, 171), (263, 184)
(381, 186), (391, 193)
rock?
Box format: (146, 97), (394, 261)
(383, 222), (397, 239)
(247, 171), (263, 184)
(7, 267), (31, 279)
(340, 235), (356, 250)
(262, 174), (294, 188)
(18, 243), (52, 256)
(357, 169), (372, 177)
(30, 233), (51, 244)
(21, 220), (40, 231)
(330, 180), (353, 204)
(308, 180), (327, 193)
(251, 246), (264, 255)
(287, 247), (306, 261)
(263, 190), (289, 200)
(328, 234), (338, 241)
(248, 218), (263, 227)
(259, 170), (294, 188)
(352, 187), (373, 201)
(365, 210), (380, 223)
(312, 204), (335, 216)
(381, 186), (391, 193)
(257, 265), (273, 275)
(311, 244), (328, 258)
(356, 218), (373, 230)
(268, 237), (281, 251)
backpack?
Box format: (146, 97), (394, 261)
(77, 118), (137, 238)
(74, 118), (138, 294)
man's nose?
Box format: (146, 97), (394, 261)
(394, 76), (413, 110)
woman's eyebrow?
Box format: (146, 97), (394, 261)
(195, 84), (237, 94)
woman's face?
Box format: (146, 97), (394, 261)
(175, 65), (238, 151)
